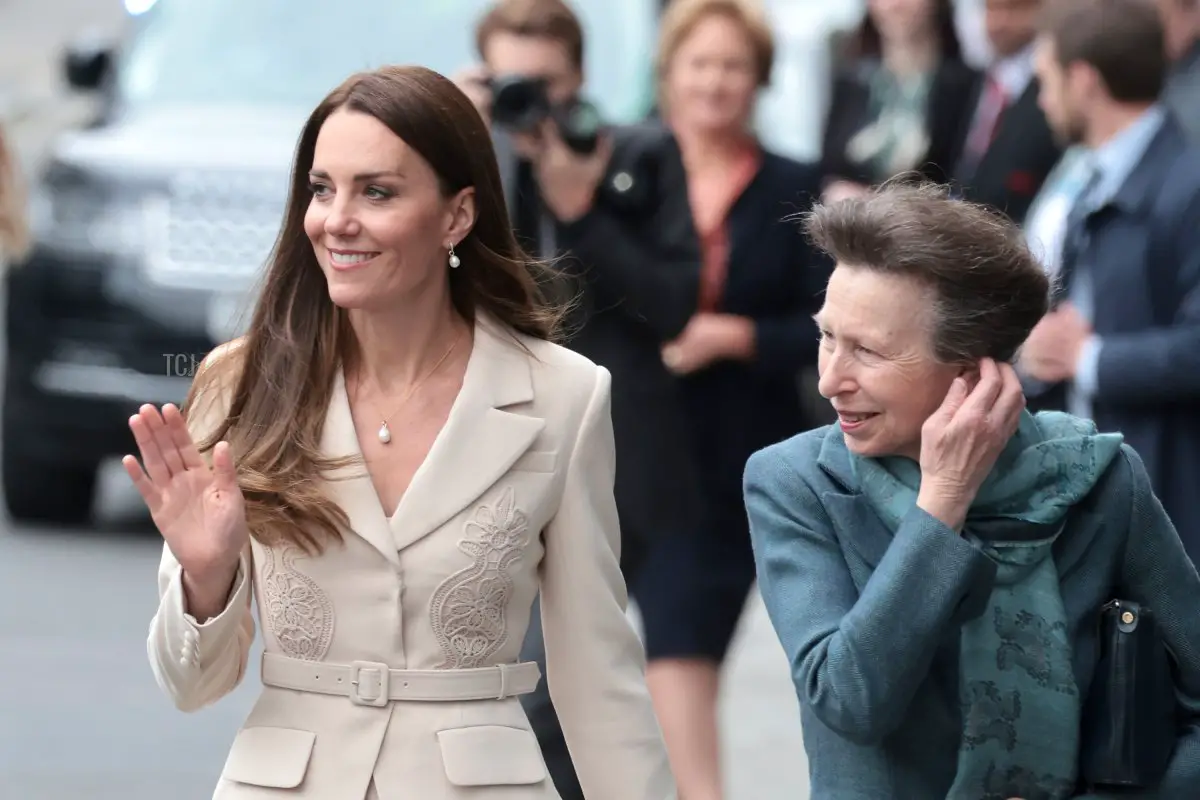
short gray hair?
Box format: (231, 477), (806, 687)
(801, 179), (1050, 364)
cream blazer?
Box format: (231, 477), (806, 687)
(146, 316), (676, 800)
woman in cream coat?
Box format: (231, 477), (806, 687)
(125, 65), (675, 800)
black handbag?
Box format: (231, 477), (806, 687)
(1079, 598), (1179, 789)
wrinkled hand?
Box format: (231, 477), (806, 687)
(123, 403), (248, 584)
(532, 120), (612, 223)
(662, 313), (755, 375)
(917, 359), (1025, 529)
(1019, 303), (1091, 383)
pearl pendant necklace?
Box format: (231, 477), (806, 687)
(364, 331), (463, 447)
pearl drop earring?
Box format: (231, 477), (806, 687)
(448, 244), (460, 269)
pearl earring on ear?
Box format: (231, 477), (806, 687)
(448, 244), (460, 269)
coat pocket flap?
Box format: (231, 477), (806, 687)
(511, 450), (557, 473)
(436, 725), (548, 786)
(223, 726), (316, 789)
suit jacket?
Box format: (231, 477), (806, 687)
(493, 123), (706, 553)
(821, 58), (980, 186)
(1032, 115), (1200, 558)
(147, 315), (676, 800)
(743, 423), (1200, 799)
(954, 78), (1062, 225)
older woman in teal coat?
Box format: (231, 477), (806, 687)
(744, 182), (1200, 800)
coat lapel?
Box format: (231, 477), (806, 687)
(320, 369), (404, 568)
(815, 428), (894, 571)
(823, 492), (895, 572)
(388, 316), (543, 553)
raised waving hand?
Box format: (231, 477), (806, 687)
(123, 403), (247, 605)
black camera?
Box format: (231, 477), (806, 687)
(487, 74), (603, 155)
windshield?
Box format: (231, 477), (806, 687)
(114, 0), (657, 124)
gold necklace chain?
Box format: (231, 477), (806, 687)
(356, 329), (463, 445)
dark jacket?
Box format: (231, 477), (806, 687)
(952, 78), (1063, 225)
(821, 57), (979, 186)
(493, 123), (705, 558)
(680, 148), (830, 498)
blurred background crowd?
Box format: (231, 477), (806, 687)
(1, 0), (1197, 797)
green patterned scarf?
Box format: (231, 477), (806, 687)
(851, 411), (1123, 800)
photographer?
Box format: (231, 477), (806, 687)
(456, 0), (704, 797)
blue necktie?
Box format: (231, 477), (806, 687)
(1053, 165), (1103, 307)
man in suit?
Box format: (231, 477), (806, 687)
(456, 1), (704, 797)
(1020, 0), (1200, 559)
(952, 0), (1062, 224)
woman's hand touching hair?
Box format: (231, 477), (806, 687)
(916, 358), (1026, 531)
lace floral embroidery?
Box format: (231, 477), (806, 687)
(260, 543), (335, 661)
(429, 486), (530, 669)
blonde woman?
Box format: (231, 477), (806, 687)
(637, 1), (831, 797)
(0, 122), (30, 265)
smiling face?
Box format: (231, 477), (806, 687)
(662, 12), (760, 136)
(303, 108), (475, 312)
(815, 264), (961, 460)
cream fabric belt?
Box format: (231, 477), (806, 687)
(260, 652), (542, 707)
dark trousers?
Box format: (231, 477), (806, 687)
(519, 534), (648, 799)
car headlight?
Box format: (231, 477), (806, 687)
(30, 161), (146, 259)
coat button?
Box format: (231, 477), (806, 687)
(612, 171), (633, 193)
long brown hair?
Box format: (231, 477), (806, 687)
(187, 65), (568, 553)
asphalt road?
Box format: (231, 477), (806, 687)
(0, 2), (811, 797)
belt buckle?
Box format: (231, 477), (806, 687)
(349, 661), (391, 707)
(495, 663), (511, 700)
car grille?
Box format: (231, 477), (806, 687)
(144, 169), (289, 290)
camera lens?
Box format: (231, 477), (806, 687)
(552, 98), (603, 154)
(489, 75), (551, 131)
